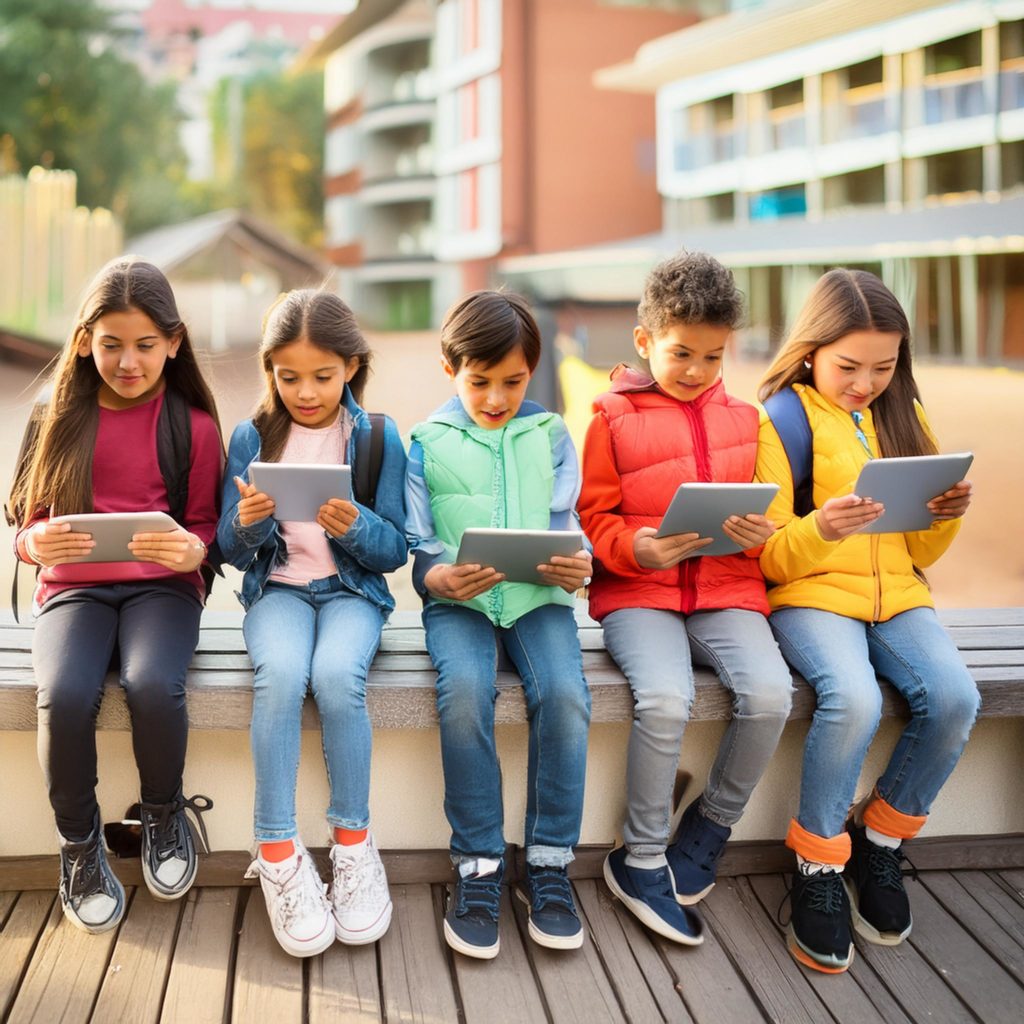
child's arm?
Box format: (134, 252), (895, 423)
(327, 416), (409, 573)
(215, 422), (277, 570)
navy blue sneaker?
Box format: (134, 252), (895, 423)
(667, 799), (731, 905)
(603, 846), (703, 946)
(516, 865), (584, 950)
(444, 861), (503, 959)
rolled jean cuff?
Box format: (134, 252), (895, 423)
(253, 826), (300, 844)
(864, 790), (927, 840)
(327, 814), (371, 833)
(625, 841), (668, 858)
(525, 844), (575, 868)
(785, 818), (851, 865)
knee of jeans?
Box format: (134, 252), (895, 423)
(312, 669), (367, 715)
(36, 679), (100, 724)
(733, 672), (793, 720)
(526, 675), (591, 724)
(634, 684), (691, 730)
(817, 679), (883, 739)
(936, 674), (981, 733)
(436, 672), (495, 728)
(121, 668), (187, 718)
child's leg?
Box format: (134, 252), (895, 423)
(502, 604), (591, 865)
(243, 585), (316, 843)
(309, 588), (383, 834)
(601, 607), (694, 857)
(32, 589), (119, 839)
(117, 584), (202, 805)
(865, 606), (980, 830)
(423, 602), (505, 862)
(685, 608), (793, 825)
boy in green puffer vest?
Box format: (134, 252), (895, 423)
(405, 291), (592, 960)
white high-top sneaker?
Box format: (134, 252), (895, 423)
(329, 834), (393, 945)
(245, 840), (335, 958)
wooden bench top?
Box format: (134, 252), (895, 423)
(1, 606), (1022, 731)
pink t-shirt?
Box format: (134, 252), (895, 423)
(18, 392), (222, 608)
(269, 409), (352, 586)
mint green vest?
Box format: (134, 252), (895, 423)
(412, 412), (576, 627)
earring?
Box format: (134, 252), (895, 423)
(803, 359), (812, 370)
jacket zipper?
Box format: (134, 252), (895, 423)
(680, 401), (713, 615)
(871, 534), (881, 624)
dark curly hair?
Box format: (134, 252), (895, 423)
(638, 250), (744, 335)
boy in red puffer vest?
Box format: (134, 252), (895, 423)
(578, 250), (793, 946)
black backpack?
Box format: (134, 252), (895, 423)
(353, 413), (387, 510)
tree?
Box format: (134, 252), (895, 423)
(0, 0), (190, 233)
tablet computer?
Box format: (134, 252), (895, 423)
(655, 482), (780, 556)
(49, 511), (179, 563)
(248, 462), (352, 522)
(455, 528), (584, 585)
(855, 452), (974, 534)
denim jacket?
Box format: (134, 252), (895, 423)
(216, 388), (408, 613)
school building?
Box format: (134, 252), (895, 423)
(500, 0), (1024, 366)
(298, 0), (696, 330)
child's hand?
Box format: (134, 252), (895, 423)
(927, 480), (972, 521)
(633, 526), (713, 569)
(234, 476), (275, 527)
(537, 549), (593, 593)
(318, 498), (359, 538)
(129, 529), (207, 572)
(815, 493), (884, 541)
(722, 513), (776, 550)
(25, 521), (94, 567)
(425, 562), (505, 601)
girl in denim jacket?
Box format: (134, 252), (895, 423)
(217, 290), (407, 958)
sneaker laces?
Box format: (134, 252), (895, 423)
(679, 821), (728, 870)
(455, 874), (502, 922)
(333, 844), (386, 911)
(249, 853), (325, 926)
(777, 869), (845, 926)
(866, 843), (915, 890)
(528, 868), (576, 913)
(140, 794), (214, 861)
(62, 834), (116, 906)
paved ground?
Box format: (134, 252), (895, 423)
(1, 336), (1021, 613)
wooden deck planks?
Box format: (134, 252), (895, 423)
(449, 886), (549, 1024)
(161, 887), (241, 1024)
(0, 891), (53, 1021)
(308, 939), (381, 1024)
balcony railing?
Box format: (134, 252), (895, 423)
(1001, 66), (1024, 112)
(822, 94), (895, 143)
(922, 73), (986, 124)
(768, 108), (806, 151)
(672, 129), (742, 172)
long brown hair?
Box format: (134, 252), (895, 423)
(8, 257), (221, 525)
(253, 289), (372, 462)
(757, 269), (935, 458)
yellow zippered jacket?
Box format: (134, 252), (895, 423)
(755, 384), (961, 623)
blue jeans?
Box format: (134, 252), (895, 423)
(769, 606), (980, 839)
(603, 607), (793, 855)
(243, 578), (384, 842)
(423, 602), (592, 868)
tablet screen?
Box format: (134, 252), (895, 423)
(455, 528), (584, 585)
(655, 483), (779, 556)
(855, 452), (973, 534)
(248, 463), (352, 522)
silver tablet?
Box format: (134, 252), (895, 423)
(248, 462), (352, 522)
(455, 528), (584, 585)
(655, 483), (780, 556)
(49, 511), (179, 563)
(855, 452), (974, 534)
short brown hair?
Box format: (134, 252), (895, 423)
(440, 290), (541, 373)
(638, 250), (743, 335)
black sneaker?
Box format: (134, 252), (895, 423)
(139, 794), (213, 901)
(517, 864), (584, 950)
(845, 824), (913, 945)
(443, 860), (503, 959)
(58, 817), (126, 934)
(785, 868), (854, 973)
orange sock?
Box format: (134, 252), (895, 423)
(260, 839), (295, 863)
(334, 827), (368, 846)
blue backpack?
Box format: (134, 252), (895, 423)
(762, 387), (814, 518)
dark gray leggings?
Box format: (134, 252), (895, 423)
(33, 582), (202, 839)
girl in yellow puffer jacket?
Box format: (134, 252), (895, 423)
(756, 268), (979, 976)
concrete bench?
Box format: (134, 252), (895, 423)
(1, 606), (1023, 730)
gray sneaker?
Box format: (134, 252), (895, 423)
(58, 818), (126, 934)
(139, 794), (213, 901)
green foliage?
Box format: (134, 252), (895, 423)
(0, 0), (190, 234)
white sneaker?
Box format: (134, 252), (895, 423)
(329, 834), (392, 944)
(245, 841), (335, 958)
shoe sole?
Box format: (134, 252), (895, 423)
(142, 856), (197, 902)
(512, 888), (584, 950)
(602, 860), (703, 947)
(675, 880), (714, 906)
(443, 918), (500, 959)
(786, 926), (854, 974)
(843, 877), (912, 946)
(335, 901), (393, 945)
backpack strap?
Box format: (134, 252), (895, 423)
(353, 413), (387, 511)
(157, 388), (192, 526)
(7, 399), (50, 622)
(763, 387), (814, 517)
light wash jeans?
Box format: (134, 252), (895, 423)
(423, 602), (592, 868)
(243, 577), (384, 842)
(603, 607), (793, 856)
(769, 605), (980, 839)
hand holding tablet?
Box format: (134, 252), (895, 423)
(454, 528), (586, 587)
(245, 462), (353, 523)
(653, 483), (780, 558)
(45, 511), (181, 564)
